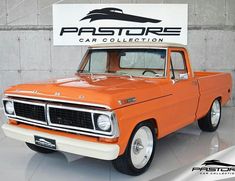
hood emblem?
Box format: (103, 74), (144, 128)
(118, 97), (136, 105)
(33, 90), (39, 94)
(54, 92), (61, 96)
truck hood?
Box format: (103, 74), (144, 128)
(5, 75), (168, 109)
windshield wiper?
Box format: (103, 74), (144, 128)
(77, 69), (83, 73)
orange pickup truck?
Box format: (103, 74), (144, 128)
(2, 42), (232, 175)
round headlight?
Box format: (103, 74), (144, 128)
(97, 115), (111, 131)
(5, 101), (14, 114)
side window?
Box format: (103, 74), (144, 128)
(170, 51), (188, 80)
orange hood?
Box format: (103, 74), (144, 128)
(4, 75), (168, 110)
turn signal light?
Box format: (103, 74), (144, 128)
(99, 137), (118, 143)
(9, 120), (19, 125)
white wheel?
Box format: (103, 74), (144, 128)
(130, 126), (153, 169)
(211, 99), (221, 127)
(112, 122), (156, 175)
(198, 98), (221, 132)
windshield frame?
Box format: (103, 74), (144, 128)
(77, 47), (168, 79)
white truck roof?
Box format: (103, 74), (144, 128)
(89, 42), (186, 49)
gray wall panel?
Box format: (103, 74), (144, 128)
(0, 0), (234, 106)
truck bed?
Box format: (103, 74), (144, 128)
(194, 71), (223, 78)
(194, 71), (232, 119)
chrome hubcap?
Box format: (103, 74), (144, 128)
(133, 138), (144, 154)
(211, 100), (221, 127)
(131, 126), (153, 169)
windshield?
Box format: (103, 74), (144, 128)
(79, 49), (167, 78)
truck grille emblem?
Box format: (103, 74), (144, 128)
(54, 92), (61, 96)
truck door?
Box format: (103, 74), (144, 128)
(167, 48), (200, 130)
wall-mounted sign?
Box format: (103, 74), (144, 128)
(53, 4), (188, 46)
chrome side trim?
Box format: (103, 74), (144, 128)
(3, 98), (47, 125)
(5, 94), (111, 110)
(47, 104), (115, 136)
(91, 112), (96, 131)
(8, 117), (118, 138)
(165, 48), (168, 78)
(111, 112), (120, 137)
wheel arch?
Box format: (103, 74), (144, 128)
(211, 96), (222, 111)
(197, 96), (222, 132)
(118, 117), (158, 156)
(141, 118), (158, 137)
(217, 96), (222, 103)
(197, 96), (222, 120)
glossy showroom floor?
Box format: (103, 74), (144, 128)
(0, 107), (234, 181)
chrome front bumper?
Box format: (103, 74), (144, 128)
(1, 123), (120, 160)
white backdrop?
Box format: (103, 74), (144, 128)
(53, 4), (188, 45)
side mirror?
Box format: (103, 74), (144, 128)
(179, 73), (188, 80)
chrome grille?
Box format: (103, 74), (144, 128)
(49, 107), (93, 129)
(3, 97), (118, 138)
(14, 102), (46, 122)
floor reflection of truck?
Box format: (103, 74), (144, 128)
(2, 42), (232, 175)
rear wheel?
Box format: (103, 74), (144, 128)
(112, 122), (156, 176)
(198, 99), (221, 132)
(26, 142), (56, 154)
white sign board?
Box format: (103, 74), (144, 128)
(53, 4), (188, 45)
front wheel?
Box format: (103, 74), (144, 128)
(112, 122), (156, 176)
(198, 99), (221, 132)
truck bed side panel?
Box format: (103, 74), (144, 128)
(195, 72), (232, 119)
